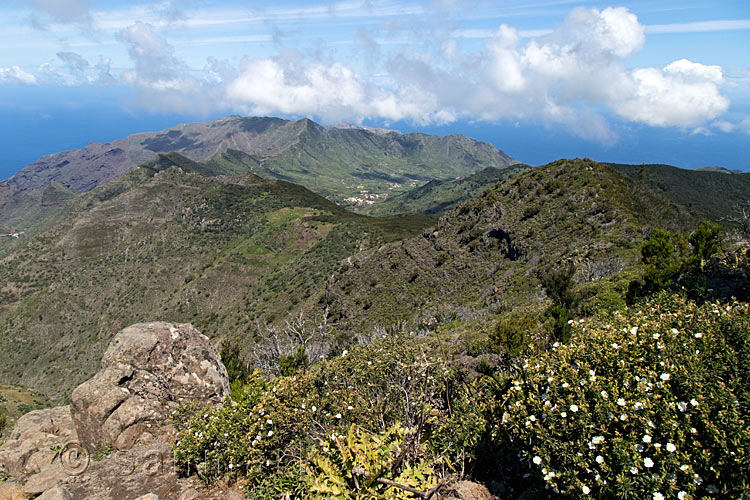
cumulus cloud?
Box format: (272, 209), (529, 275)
(614, 64), (728, 127)
(0, 66), (38, 85)
(225, 57), (447, 125)
(116, 21), (197, 93)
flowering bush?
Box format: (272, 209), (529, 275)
(173, 335), (483, 496)
(498, 293), (750, 498)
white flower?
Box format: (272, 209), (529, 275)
(680, 464), (689, 472)
(533, 456), (542, 465)
(592, 436), (604, 444)
(630, 466), (638, 475)
(228, 463), (233, 470)
(644, 457), (654, 468)
(529, 415), (536, 422)
(267, 430), (274, 437)
(660, 373), (671, 381)
(600, 390), (608, 399)
(582, 485), (590, 495)
(653, 492), (665, 500)
(570, 404), (578, 413)
(653, 333), (660, 339)
(560, 412), (567, 418)
(596, 455), (604, 464)
(678, 492), (687, 500)
(695, 332), (703, 338)
(335, 413), (342, 419)
(671, 328), (679, 334)
(630, 327), (638, 334)
(620, 413), (628, 421)
(634, 402), (644, 410)
(666, 442), (676, 452)
(678, 402), (688, 412)
(690, 399), (699, 407)
(617, 398), (626, 406)
(562, 382), (570, 388)
(266, 419), (273, 425)
(643, 434), (652, 443)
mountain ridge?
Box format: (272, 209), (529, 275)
(0, 116), (516, 230)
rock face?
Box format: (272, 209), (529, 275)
(0, 322), (231, 500)
(70, 322), (230, 451)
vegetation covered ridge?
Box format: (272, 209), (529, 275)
(0, 154), (433, 398)
(318, 158), (699, 336)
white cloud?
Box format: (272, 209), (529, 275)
(224, 56), (447, 125)
(0, 65), (37, 85)
(614, 65), (728, 127)
(116, 21), (197, 93)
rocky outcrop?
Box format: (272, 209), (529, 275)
(70, 322), (229, 451)
(0, 322), (231, 500)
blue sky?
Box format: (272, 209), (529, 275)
(0, 0), (749, 178)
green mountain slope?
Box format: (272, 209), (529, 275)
(319, 159), (699, 333)
(0, 116), (515, 230)
(609, 163), (750, 224)
(361, 164), (531, 215)
(0, 153), (433, 398)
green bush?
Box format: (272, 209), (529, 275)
(687, 222), (721, 271)
(489, 314), (537, 357)
(629, 225), (723, 302)
(498, 293), (750, 498)
(173, 336), (480, 496)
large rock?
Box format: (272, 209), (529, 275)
(71, 322), (230, 451)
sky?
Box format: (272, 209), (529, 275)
(0, 0), (749, 179)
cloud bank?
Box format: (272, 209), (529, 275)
(5, 5), (733, 140)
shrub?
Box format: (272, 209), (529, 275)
(489, 314), (537, 357)
(539, 262), (579, 342)
(497, 293), (750, 499)
(173, 335), (480, 496)
(687, 222), (721, 271)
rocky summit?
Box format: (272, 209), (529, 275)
(0, 322), (233, 500)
